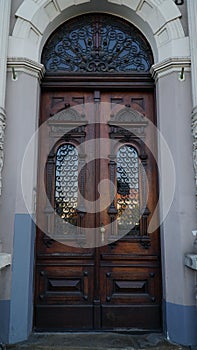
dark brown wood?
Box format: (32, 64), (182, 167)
(41, 74), (155, 91)
(101, 305), (161, 329)
(93, 90), (102, 329)
(34, 87), (162, 331)
(35, 305), (94, 330)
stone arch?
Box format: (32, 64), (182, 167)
(9, 0), (189, 64)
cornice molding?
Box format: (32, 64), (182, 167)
(150, 57), (191, 81)
(7, 57), (45, 81)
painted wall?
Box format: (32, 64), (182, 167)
(0, 0), (196, 346)
(0, 70), (40, 343)
(10, 0), (23, 34)
(179, 0), (189, 36)
(156, 71), (197, 344)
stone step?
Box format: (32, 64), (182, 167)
(5, 333), (189, 350)
(4, 347), (189, 350)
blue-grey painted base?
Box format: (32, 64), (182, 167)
(0, 300), (10, 343)
(164, 300), (197, 346)
(9, 214), (35, 344)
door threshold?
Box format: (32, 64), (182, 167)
(33, 329), (162, 334)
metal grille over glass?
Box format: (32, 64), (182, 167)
(42, 13), (153, 73)
(116, 145), (140, 233)
(55, 144), (78, 226)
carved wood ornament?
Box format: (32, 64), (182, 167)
(0, 109), (6, 196)
(108, 106), (151, 249)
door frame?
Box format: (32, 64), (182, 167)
(34, 72), (161, 331)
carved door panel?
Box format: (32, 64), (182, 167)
(98, 91), (161, 329)
(35, 89), (161, 331)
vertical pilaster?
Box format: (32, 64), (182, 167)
(151, 58), (197, 345)
(0, 0), (11, 195)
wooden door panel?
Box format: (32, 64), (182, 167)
(100, 239), (161, 257)
(35, 305), (94, 331)
(35, 88), (161, 331)
(101, 305), (161, 329)
(36, 237), (95, 255)
(35, 265), (94, 330)
(35, 265), (94, 304)
(100, 267), (161, 304)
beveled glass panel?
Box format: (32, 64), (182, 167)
(116, 145), (140, 233)
(55, 144), (78, 226)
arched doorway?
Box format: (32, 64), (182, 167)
(35, 13), (161, 331)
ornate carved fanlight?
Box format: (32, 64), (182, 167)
(42, 13), (153, 73)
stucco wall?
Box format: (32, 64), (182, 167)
(10, 0), (23, 34)
(0, 0), (196, 345)
(179, 0), (188, 36)
(156, 71), (196, 301)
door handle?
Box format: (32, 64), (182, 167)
(100, 223), (106, 242)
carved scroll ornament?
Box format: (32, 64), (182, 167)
(0, 108), (6, 196)
(42, 13), (153, 74)
(192, 110), (197, 200)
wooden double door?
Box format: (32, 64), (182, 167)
(34, 87), (162, 331)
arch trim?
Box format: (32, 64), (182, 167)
(8, 0), (189, 64)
